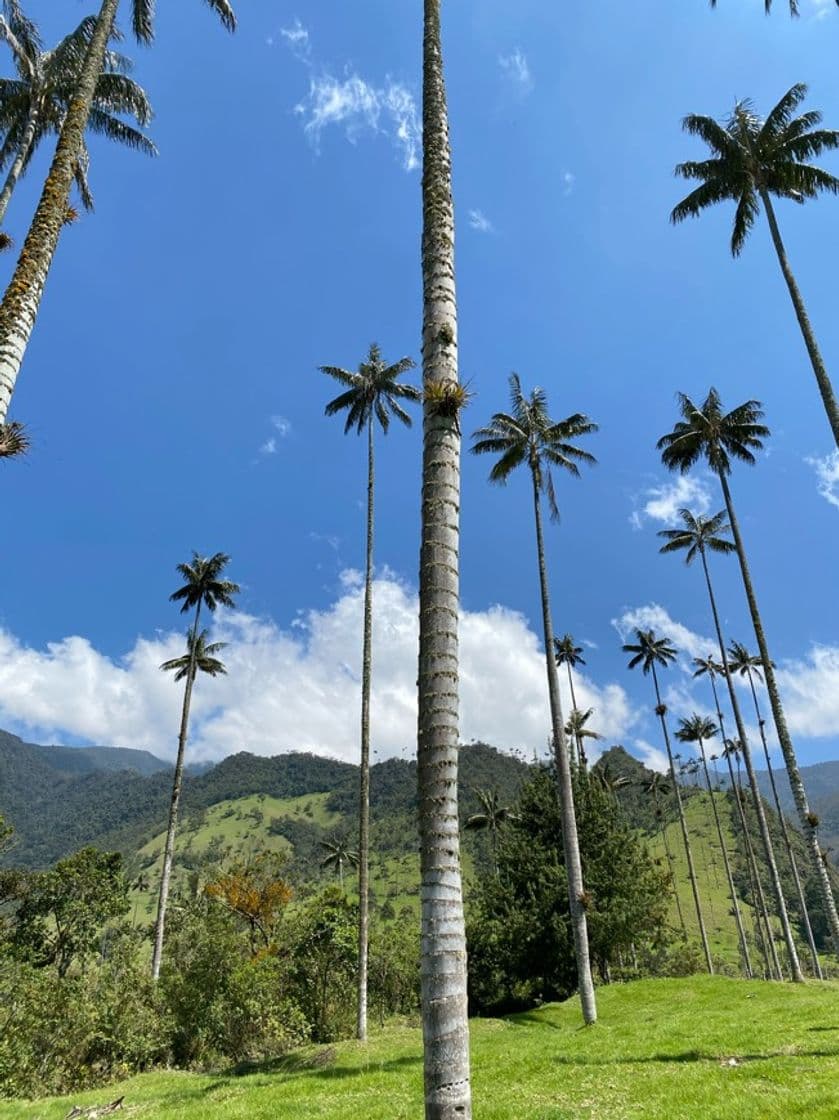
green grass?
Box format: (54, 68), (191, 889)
(4, 976), (839, 1119)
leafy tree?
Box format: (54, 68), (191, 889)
(0, 0), (235, 427)
(672, 85), (839, 447)
(152, 551), (238, 980)
(658, 387), (839, 959)
(318, 836), (359, 891)
(623, 628), (713, 972)
(0, 4), (155, 227)
(205, 852), (293, 955)
(320, 341), (418, 1041)
(472, 372), (598, 1024)
(287, 887), (357, 1043)
(463, 788), (517, 877)
(417, 1), (471, 1113)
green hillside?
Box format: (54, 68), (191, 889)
(4, 976), (838, 1119)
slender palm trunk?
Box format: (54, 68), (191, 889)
(356, 419), (374, 1041)
(719, 470), (839, 958)
(151, 602), (201, 981)
(747, 668), (822, 979)
(0, 0), (117, 425)
(650, 665), (713, 973)
(0, 103), (40, 225)
(655, 790), (688, 939)
(760, 189), (839, 449)
(696, 734), (752, 977)
(417, 3), (471, 1115)
(531, 473), (597, 1023)
(565, 663), (581, 768)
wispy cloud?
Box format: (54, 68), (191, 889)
(498, 49), (533, 96)
(806, 450), (839, 510)
(258, 415), (292, 456)
(629, 474), (713, 530)
(562, 171), (576, 197)
(468, 208), (494, 234)
(810, 0), (834, 20)
(270, 17), (311, 59)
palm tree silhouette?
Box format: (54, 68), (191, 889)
(463, 788), (517, 877)
(319, 836), (359, 891)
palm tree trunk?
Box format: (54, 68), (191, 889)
(356, 418), (374, 1041)
(531, 474), (597, 1024)
(760, 189), (839, 449)
(650, 664), (714, 974)
(747, 667), (822, 979)
(0, 103), (40, 225)
(565, 663), (581, 768)
(698, 534), (802, 980)
(0, 0), (118, 425)
(718, 470), (839, 958)
(417, 3), (471, 1115)
(696, 734), (753, 977)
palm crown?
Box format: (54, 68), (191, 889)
(320, 343), (419, 435)
(657, 388), (769, 477)
(470, 373), (597, 520)
(170, 552), (239, 617)
(464, 788), (516, 832)
(658, 508), (736, 565)
(727, 639), (770, 680)
(564, 707), (602, 744)
(623, 628), (678, 675)
(675, 714), (718, 745)
(554, 633), (586, 669)
(672, 83), (839, 256)
(692, 655), (723, 681)
(160, 629), (226, 683)
(129, 0), (235, 44)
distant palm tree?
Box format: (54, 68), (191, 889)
(728, 640), (822, 977)
(151, 552), (238, 981)
(0, 0), (235, 426)
(642, 771), (688, 939)
(676, 714), (752, 977)
(463, 788), (517, 877)
(623, 628), (713, 973)
(0, 4), (155, 227)
(596, 760), (631, 800)
(564, 707), (602, 771)
(657, 504), (800, 977)
(472, 373), (598, 1025)
(320, 342), (419, 1041)
(672, 85), (839, 447)
(319, 836), (359, 891)
(658, 387), (839, 959)
(554, 634), (586, 764)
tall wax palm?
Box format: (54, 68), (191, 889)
(564, 707), (602, 771)
(417, 3), (471, 1114)
(642, 771), (688, 939)
(472, 373), (598, 1024)
(554, 634), (586, 765)
(728, 640), (822, 978)
(0, 4), (155, 228)
(656, 503), (800, 978)
(320, 342), (419, 1042)
(658, 387), (839, 957)
(672, 85), (839, 447)
(319, 837), (359, 891)
(463, 788), (517, 877)
(623, 629), (713, 973)
(0, 0), (235, 427)
(151, 551), (238, 981)
(676, 714), (753, 977)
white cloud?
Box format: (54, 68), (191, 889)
(811, 0), (833, 20)
(633, 739), (669, 774)
(296, 72), (420, 172)
(278, 18), (311, 58)
(629, 474), (713, 530)
(0, 573), (638, 766)
(775, 645), (839, 739)
(271, 415), (292, 438)
(468, 209), (494, 233)
(498, 49), (533, 95)
(562, 171), (576, 197)
(259, 438), (277, 456)
(806, 450), (839, 510)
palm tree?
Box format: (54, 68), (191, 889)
(623, 628), (713, 973)
(642, 771), (688, 939)
(417, 2), (471, 1113)
(0, 4), (155, 227)
(0, 0), (235, 427)
(319, 836), (359, 891)
(151, 551), (238, 981)
(564, 707), (602, 771)
(728, 640), (822, 978)
(472, 373), (598, 1025)
(676, 714), (752, 977)
(0, 418), (27, 458)
(554, 634), (586, 765)
(595, 759), (630, 801)
(463, 788), (517, 877)
(320, 342), (419, 1041)
(672, 85), (839, 447)
(658, 387), (839, 958)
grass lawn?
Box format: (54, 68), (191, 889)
(4, 976), (839, 1119)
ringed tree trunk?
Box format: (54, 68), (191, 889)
(356, 418), (375, 1041)
(530, 468), (597, 1025)
(416, 3), (471, 1116)
(0, 0), (118, 425)
(760, 188), (839, 450)
(151, 602), (202, 981)
(564, 661), (581, 768)
(719, 469), (839, 958)
(747, 665), (822, 979)
(650, 664), (714, 974)
(698, 532), (803, 981)
(0, 103), (40, 225)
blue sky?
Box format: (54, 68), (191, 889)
(0, 0), (838, 771)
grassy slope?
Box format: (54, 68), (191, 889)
(5, 976), (839, 1119)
